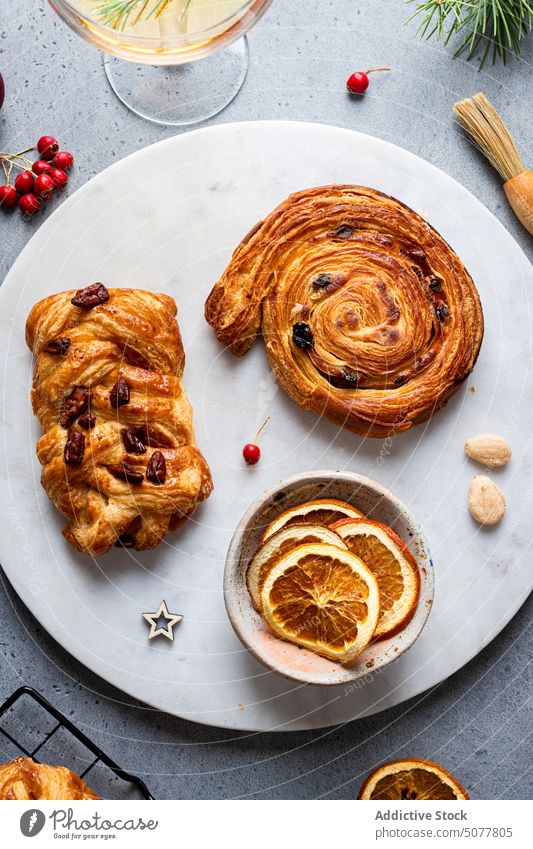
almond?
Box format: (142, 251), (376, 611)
(464, 433), (511, 468)
(468, 476), (505, 526)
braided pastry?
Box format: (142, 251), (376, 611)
(0, 757), (98, 800)
(205, 185), (484, 437)
(26, 285), (213, 555)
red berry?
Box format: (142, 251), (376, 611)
(48, 167), (69, 189)
(32, 159), (51, 176)
(19, 192), (41, 215)
(37, 135), (59, 161)
(34, 173), (55, 200)
(18, 193), (41, 215)
(347, 67), (390, 94)
(0, 184), (18, 209)
(14, 170), (35, 194)
(347, 71), (369, 94)
(53, 151), (74, 170)
(243, 443), (261, 465)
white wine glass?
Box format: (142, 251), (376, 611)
(49, 0), (273, 126)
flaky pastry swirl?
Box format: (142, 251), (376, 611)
(26, 287), (213, 555)
(0, 757), (98, 800)
(205, 185), (484, 437)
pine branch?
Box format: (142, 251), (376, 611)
(406, 0), (533, 67)
(93, 0), (193, 31)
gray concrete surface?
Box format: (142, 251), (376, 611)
(0, 0), (531, 800)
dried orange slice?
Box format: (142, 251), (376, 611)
(358, 758), (469, 800)
(260, 499), (364, 543)
(331, 519), (420, 639)
(247, 524), (347, 612)
(260, 543), (379, 662)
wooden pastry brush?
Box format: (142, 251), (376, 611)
(454, 92), (533, 237)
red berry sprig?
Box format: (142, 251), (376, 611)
(0, 134), (74, 218)
(347, 67), (390, 94)
(243, 417), (270, 466)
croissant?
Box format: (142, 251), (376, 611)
(0, 757), (98, 800)
(205, 185), (484, 437)
(26, 285), (213, 555)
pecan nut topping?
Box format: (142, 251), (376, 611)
(108, 462), (144, 485)
(71, 283), (109, 308)
(146, 450), (166, 485)
(64, 427), (85, 466)
(78, 412), (96, 430)
(43, 337), (71, 355)
(121, 428), (146, 454)
(59, 386), (89, 428)
(109, 376), (130, 408)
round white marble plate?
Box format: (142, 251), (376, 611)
(0, 121), (531, 732)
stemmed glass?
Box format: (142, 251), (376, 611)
(49, 0), (272, 126)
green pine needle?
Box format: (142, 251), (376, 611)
(406, 0), (533, 67)
(93, 0), (193, 31)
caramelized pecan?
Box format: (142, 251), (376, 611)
(78, 412), (96, 430)
(146, 451), (166, 485)
(108, 462), (144, 485)
(64, 427), (85, 466)
(59, 387), (89, 428)
(43, 337), (71, 355)
(122, 428), (146, 454)
(71, 282), (109, 308)
(109, 377), (130, 408)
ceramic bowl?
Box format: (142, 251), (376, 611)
(224, 471), (434, 686)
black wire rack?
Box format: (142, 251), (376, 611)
(0, 686), (153, 800)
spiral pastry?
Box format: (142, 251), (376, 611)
(0, 757), (98, 800)
(205, 185), (483, 437)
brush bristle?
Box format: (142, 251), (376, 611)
(454, 93), (525, 183)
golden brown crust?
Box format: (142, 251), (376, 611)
(0, 757), (98, 800)
(26, 287), (213, 555)
(205, 185), (484, 437)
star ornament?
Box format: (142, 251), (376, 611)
(143, 600), (183, 641)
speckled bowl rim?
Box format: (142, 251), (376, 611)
(224, 471), (435, 686)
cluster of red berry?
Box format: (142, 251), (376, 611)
(0, 135), (74, 216)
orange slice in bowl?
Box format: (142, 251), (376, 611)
(260, 543), (380, 662)
(358, 758), (469, 800)
(260, 499), (364, 543)
(331, 519), (420, 640)
(246, 524), (347, 612)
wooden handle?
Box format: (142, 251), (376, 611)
(504, 170), (533, 236)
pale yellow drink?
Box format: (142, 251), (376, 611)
(70, 0), (251, 56)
